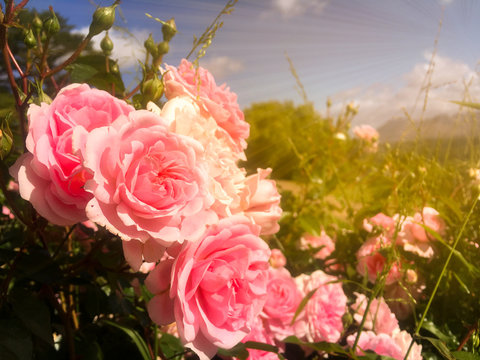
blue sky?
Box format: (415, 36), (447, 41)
(28, 0), (480, 127)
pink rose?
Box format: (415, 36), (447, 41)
(363, 213), (396, 237)
(353, 124), (379, 142)
(146, 216), (271, 360)
(300, 231), (335, 260)
(351, 293), (399, 336)
(163, 59), (249, 154)
(356, 236), (402, 285)
(81, 109), (216, 259)
(2, 206), (14, 220)
(10, 84), (134, 225)
(236, 318), (279, 360)
(235, 168), (282, 235)
(347, 330), (422, 360)
(295, 270), (347, 343)
(385, 278), (425, 320)
(159, 96), (247, 217)
(269, 249), (287, 268)
(261, 267), (303, 341)
(399, 207), (445, 258)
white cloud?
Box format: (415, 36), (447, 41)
(330, 52), (480, 128)
(200, 56), (244, 79)
(77, 27), (149, 69)
(271, 0), (329, 17)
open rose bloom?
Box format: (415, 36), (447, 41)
(10, 84), (134, 225)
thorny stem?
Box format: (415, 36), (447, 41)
(42, 34), (93, 79)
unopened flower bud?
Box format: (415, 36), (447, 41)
(162, 18), (177, 42)
(32, 14), (43, 33)
(43, 10), (60, 37)
(24, 29), (37, 48)
(141, 76), (164, 103)
(89, 4), (117, 37)
(0, 119), (13, 160)
(157, 41), (169, 55)
(110, 62), (119, 75)
(144, 34), (157, 57)
(100, 32), (114, 56)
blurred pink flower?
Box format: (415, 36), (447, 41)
(10, 83), (134, 225)
(353, 125), (379, 142)
(363, 213), (396, 237)
(347, 330), (422, 360)
(261, 267), (303, 341)
(1, 206), (14, 220)
(300, 231), (335, 260)
(399, 207), (445, 258)
(236, 318), (279, 360)
(269, 249), (287, 268)
(163, 59), (249, 155)
(295, 270), (347, 343)
(146, 216), (270, 360)
(351, 293), (399, 335)
(356, 236), (402, 285)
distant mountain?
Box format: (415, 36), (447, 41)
(377, 114), (479, 143)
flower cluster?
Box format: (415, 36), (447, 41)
(356, 208), (445, 318)
(10, 59), (283, 359)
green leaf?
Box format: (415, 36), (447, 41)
(100, 319), (152, 360)
(416, 335), (455, 360)
(422, 321), (453, 344)
(217, 342), (249, 360)
(158, 333), (184, 360)
(9, 288), (53, 346)
(244, 341), (285, 359)
(283, 335), (350, 356)
(0, 318), (33, 360)
(450, 101), (480, 110)
(452, 351), (480, 360)
(66, 63), (98, 83)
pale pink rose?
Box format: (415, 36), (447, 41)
(399, 207), (445, 258)
(295, 270), (347, 343)
(347, 330), (422, 360)
(404, 207), (445, 242)
(234, 168), (282, 235)
(363, 213), (396, 237)
(300, 231), (335, 260)
(269, 249), (287, 268)
(356, 236), (402, 285)
(351, 293), (399, 336)
(163, 59), (249, 154)
(353, 125), (379, 142)
(146, 216), (271, 360)
(236, 318), (279, 360)
(160, 96), (246, 217)
(10, 84), (134, 225)
(261, 267), (303, 341)
(81, 110), (217, 259)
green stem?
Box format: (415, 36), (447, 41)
(403, 195), (478, 360)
